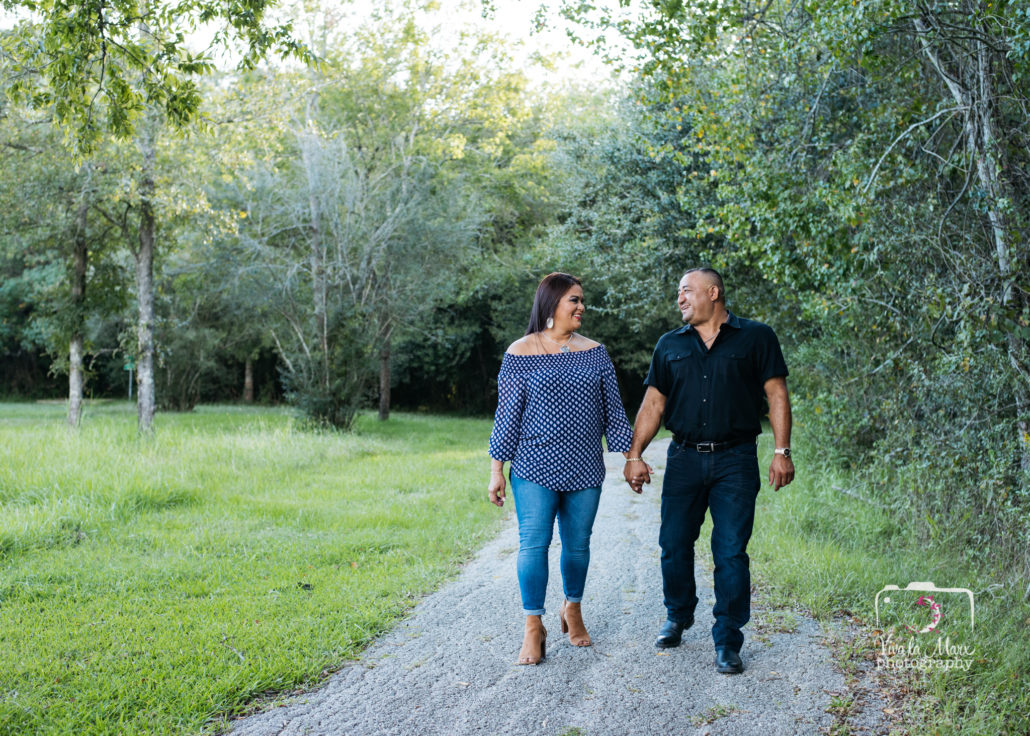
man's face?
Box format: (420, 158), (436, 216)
(677, 272), (716, 325)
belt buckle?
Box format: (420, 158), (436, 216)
(696, 441), (715, 453)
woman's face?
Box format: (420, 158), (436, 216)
(551, 284), (585, 332)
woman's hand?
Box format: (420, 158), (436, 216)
(488, 472), (506, 507)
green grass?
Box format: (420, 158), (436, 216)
(0, 402), (502, 735)
(745, 431), (1030, 735)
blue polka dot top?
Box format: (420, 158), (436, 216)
(489, 344), (633, 492)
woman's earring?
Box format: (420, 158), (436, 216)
(546, 317), (554, 329)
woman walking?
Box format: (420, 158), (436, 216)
(488, 272), (634, 665)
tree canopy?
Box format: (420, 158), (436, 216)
(0, 0), (309, 149)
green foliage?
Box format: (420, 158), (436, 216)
(0, 403), (501, 735)
(744, 432), (1030, 735)
(542, 91), (722, 379)
(279, 305), (373, 429)
(204, 6), (571, 426)
(0, 1), (588, 422)
(563, 0), (1030, 546)
(0, 108), (131, 391)
(151, 181), (273, 411)
(0, 0), (311, 151)
(391, 290), (509, 414)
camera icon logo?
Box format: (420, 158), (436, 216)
(875, 582), (975, 634)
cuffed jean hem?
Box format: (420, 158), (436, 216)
(510, 474), (602, 616)
(522, 608), (546, 616)
(564, 596), (583, 603)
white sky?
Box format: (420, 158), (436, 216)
(437, 0), (625, 84)
(0, 0), (638, 86)
(279, 0), (635, 87)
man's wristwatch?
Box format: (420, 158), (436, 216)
(774, 448), (792, 458)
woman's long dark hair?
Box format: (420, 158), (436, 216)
(525, 272), (582, 336)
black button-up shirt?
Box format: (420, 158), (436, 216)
(644, 312), (788, 443)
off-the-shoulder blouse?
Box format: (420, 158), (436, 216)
(488, 344), (633, 491)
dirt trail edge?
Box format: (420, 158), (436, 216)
(229, 439), (889, 736)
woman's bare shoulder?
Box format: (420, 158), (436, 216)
(574, 335), (602, 350)
(506, 336), (538, 355)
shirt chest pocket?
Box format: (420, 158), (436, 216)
(663, 351), (694, 389)
(667, 347), (694, 364)
(717, 352), (752, 382)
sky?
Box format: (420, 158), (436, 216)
(285, 0), (635, 87)
(438, 0), (625, 84)
(0, 0), (638, 86)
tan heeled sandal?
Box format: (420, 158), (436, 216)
(560, 601), (591, 647)
(517, 615), (547, 665)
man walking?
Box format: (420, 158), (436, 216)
(623, 267), (794, 674)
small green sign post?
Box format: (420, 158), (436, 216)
(124, 357), (136, 400)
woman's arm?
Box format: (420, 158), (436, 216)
(488, 359), (523, 507)
(600, 349), (634, 453)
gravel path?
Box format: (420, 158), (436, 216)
(230, 439), (887, 736)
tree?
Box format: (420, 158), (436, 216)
(542, 90), (716, 382)
(222, 4), (560, 427)
(1, 0), (311, 433)
(241, 88), (479, 427)
(0, 100), (128, 423)
(0, 0), (309, 150)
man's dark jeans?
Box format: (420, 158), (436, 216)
(659, 439), (760, 653)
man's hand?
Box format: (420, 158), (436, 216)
(768, 454), (794, 491)
(624, 459), (654, 494)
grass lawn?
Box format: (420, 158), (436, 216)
(0, 403), (502, 735)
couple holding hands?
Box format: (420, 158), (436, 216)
(487, 269), (795, 674)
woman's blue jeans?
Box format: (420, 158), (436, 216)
(510, 473), (602, 616)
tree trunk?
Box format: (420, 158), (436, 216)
(914, 13), (1030, 465)
(68, 193), (89, 427)
(378, 330), (391, 421)
(136, 114), (158, 433)
(298, 123), (329, 393)
(310, 205), (328, 390)
(243, 357), (254, 403)
(912, 17), (1013, 290)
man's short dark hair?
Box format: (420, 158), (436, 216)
(684, 267), (726, 303)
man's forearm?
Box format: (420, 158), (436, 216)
(769, 403), (791, 448)
(765, 378), (792, 448)
(629, 388), (665, 457)
(764, 376), (795, 490)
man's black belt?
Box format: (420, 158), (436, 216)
(672, 436), (749, 453)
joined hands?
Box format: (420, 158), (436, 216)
(623, 458), (654, 494)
